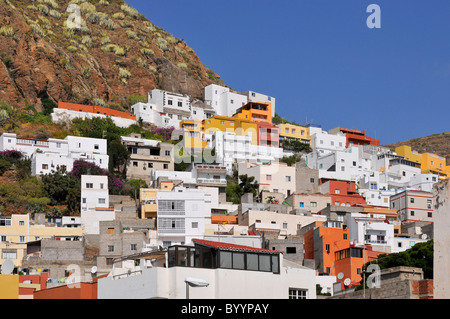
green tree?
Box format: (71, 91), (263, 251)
(108, 139), (130, 177)
(239, 174), (259, 197)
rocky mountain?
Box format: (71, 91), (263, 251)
(384, 131), (450, 165)
(0, 0), (224, 111)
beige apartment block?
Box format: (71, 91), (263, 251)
(121, 134), (175, 185)
(285, 193), (332, 214)
(390, 190), (434, 223)
(238, 209), (325, 237)
(238, 162), (296, 198)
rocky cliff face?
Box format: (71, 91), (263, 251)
(0, 0), (223, 111)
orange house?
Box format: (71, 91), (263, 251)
(233, 102), (273, 124)
(330, 127), (380, 148)
(58, 101), (136, 121)
(303, 221), (350, 276)
(334, 245), (384, 289)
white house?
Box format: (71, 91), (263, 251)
(0, 133), (109, 175)
(80, 175), (114, 235)
(156, 186), (212, 247)
(212, 131), (291, 173)
(97, 239), (317, 299)
(204, 84), (248, 117)
(347, 213), (394, 253)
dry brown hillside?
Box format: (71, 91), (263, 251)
(0, 0), (224, 111)
(384, 131), (450, 165)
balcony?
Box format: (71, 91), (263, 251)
(197, 178), (227, 186)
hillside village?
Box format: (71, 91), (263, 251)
(0, 82), (449, 300)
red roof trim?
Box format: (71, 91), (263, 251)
(192, 239), (282, 254)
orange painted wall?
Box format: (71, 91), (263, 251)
(318, 227), (350, 276)
(19, 273), (49, 296)
(211, 215), (238, 224)
(33, 282), (98, 299)
(58, 101), (136, 120)
(334, 248), (369, 287)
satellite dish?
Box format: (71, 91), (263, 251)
(344, 278), (351, 286)
(91, 266), (98, 274)
(337, 272), (344, 280)
(1, 260), (14, 275)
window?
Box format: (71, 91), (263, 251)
(310, 202), (317, 207)
(192, 222), (198, 229)
(133, 162), (138, 167)
(19, 220), (25, 226)
(168, 99), (173, 105)
(283, 223), (288, 229)
(230, 99), (234, 104)
(19, 236), (25, 243)
(107, 228), (115, 234)
(325, 244), (330, 252)
(286, 247), (296, 254)
(98, 198), (106, 204)
(273, 189), (279, 193)
(427, 199), (432, 209)
(132, 147), (138, 154)
(220, 121), (225, 125)
(335, 189), (341, 194)
(266, 174), (272, 181)
(1, 235), (6, 242)
(289, 288), (307, 299)
(106, 258), (114, 265)
(2, 250), (17, 259)
(82, 198), (86, 204)
(178, 101), (183, 107)
(131, 244), (137, 251)
(398, 242), (403, 248)
(428, 212), (432, 218)
(165, 150), (171, 156)
(344, 233), (348, 240)
(410, 211), (415, 216)
(94, 144), (99, 150)
(410, 198), (415, 203)
(310, 178), (315, 183)
(163, 164), (169, 169)
(148, 163), (153, 168)
(86, 183), (93, 189)
(42, 164), (48, 170)
(286, 176), (291, 182)
(108, 245), (115, 252)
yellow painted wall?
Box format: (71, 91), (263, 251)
(180, 120), (206, 149)
(203, 116), (258, 145)
(395, 145), (421, 163)
(0, 214), (83, 244)
(0, 275), (19, 299)
(279, 123), (310, 143)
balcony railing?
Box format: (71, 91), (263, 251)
(197, 178), (227, 185)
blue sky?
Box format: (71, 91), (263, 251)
(128, 0), (450, 145)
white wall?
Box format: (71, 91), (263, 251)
(51, 108), (136, 128)
(98, 256), (317, 299)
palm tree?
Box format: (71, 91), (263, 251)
(238, 174), (259, 198)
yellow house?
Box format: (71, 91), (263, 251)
(395, 145), (449, 179)
(0, 214), (83, 246)
(203, 115), (258, 146)
(278, 123), (311, 145)
(180, 119), (207, 149)
(140, 183), (174, 220)
(395, 145), (421, 164)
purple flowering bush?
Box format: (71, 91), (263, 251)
(71, 160), (124, 194)
(0, 149), (24, 160)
